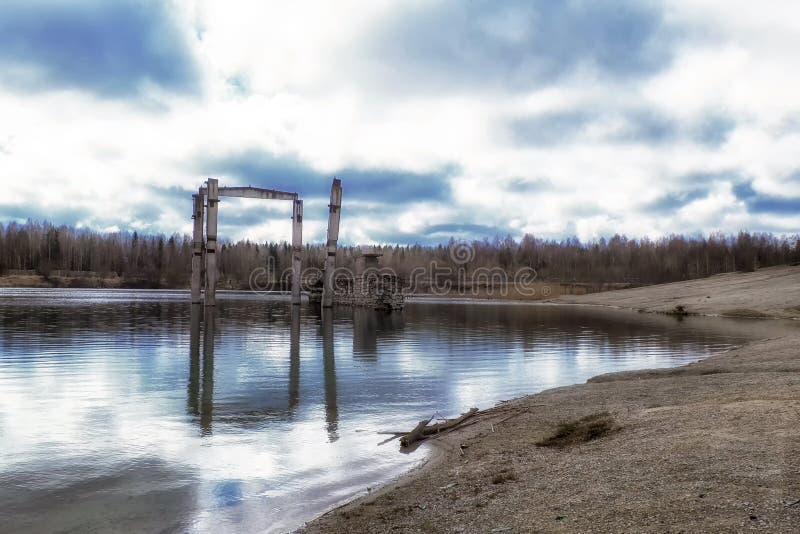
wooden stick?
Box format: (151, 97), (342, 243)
(400, 416), (433, 447)
(421, 408), (478, 436)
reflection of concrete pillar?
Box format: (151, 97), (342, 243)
(205, 178), (219, 306)
(191, 194), (204, 304)
(188, 304), (202, 414)
(201, 307), (216, 435)
(289, 305), (300, 410)
(322, 308), (338, 442)
(291, 199), (303, 305)
(322, 179), (342, 308)
(352, 308), (377, 358)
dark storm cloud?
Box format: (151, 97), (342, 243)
(0, 0), (199, 97)
(734, 180), (800, 215)
(364, 0), (673, 93)
(204, 150), (457, 203)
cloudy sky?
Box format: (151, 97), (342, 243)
(0, 0), (799, 245)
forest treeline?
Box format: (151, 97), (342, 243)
(0, 220), (798, 289)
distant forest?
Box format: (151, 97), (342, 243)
(0, 220), (798, 289)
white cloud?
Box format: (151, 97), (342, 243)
(0, 0), (798, 244)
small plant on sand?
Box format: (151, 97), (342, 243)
(535, 412), (619, 448)
(491, 467), (518, 484)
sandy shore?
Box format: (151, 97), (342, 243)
(302, 266), (800, 533)
(556, 265), (800, 319)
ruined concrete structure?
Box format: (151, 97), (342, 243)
(310, 248), (405, 311)
(340, 274), (405, 310)
(323, 179), (342, 308)
(192, 177), (403, 311)
(349, 248), (404, 310)
(191, 178), (306, 307)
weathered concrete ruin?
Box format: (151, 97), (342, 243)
(191, 178), (305, 307)
(347, 248), (404, 310)
(310, 247), (405, 311)
(322, 179), (342, 308)
(192, 177), (403, 310)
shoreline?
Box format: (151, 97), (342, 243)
(302, 326), (795, 533)
(302, 266), (800, 533)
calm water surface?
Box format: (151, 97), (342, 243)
(0, 289), (772, 533)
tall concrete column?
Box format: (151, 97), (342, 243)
(205, 178), (219, 306)
(291, 199), (303, 305)
(322, 178), (342, 308)
(191, 194), (204, 304)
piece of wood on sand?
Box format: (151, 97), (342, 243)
(400, 416), (433, 447)
(400, 408), (479, 448)
(422, 408), (478, 436)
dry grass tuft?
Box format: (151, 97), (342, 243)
(535, 412), (619, 448)
(491, 468), (518, 484)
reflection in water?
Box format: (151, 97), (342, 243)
(352, 308), (405, 358)
(2, 288), (791, 534)
(200, 307), (216, 435)
(189, 304), (307, 435)
(289, 306), (300, 411)
(188, 304), (201, 417)
(321, 309), (339, 442)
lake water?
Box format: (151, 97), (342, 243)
(0, 289), (773, 533)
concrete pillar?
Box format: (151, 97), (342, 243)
(291, 198), (303, 305)
(191, 194), (204, 304)
(322, 179), (342, 308)
(199, 186), (207, 297)
(205, 178), (219, 306)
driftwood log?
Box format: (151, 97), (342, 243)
(400, 417), (433, 447)
(400, 408), (478, 447)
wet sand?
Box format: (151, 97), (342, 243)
(302, 266), (800, 533)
